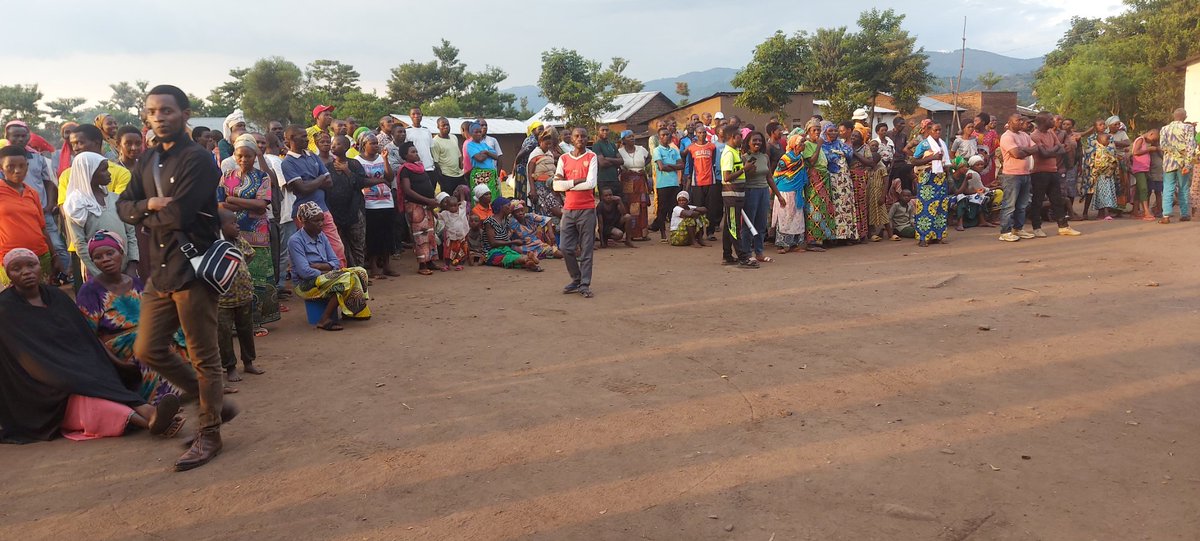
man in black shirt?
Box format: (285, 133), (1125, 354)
(325, 135), (367, 267)
(118, 85), (239, 471)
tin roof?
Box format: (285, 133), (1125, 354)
(528, 91), (672, 125)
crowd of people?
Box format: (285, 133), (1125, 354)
(0, 81), (1196, 472)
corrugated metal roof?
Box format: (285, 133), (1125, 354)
(390, 115), (530, 135)
(917, 95), (964, 112)
(528, 91), (670, 126)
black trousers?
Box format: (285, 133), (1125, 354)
(691, 184), (723, 235)
(218, 303), (256, 371)
(721, 195), (750, 262)
(1030, 171), (1069, 229)
(651, 186), (681, 232)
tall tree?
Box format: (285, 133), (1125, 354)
(336, 90), (393, 125)
(675, 82), (691, 106)
(305, 60), (361, 105)
(241, 57), (303, 127)
(537, 48), (618, 128)
(0, 84), (44, 126)
(596, 57), (644, 94)
(386, 39), (467, 108)
(207, 68), (248, 118)
(976, 71), (1004, 90)
(847, 9), (930, 120)
(44, 97), (86, 122)
(732, 31), (809, 117)
(101, 80), (149, 124)
(458, 66), (519, 118)
(807, 27), (867, 121)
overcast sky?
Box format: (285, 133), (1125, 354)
(8, 0), (1124, 106)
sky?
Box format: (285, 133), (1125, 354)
(7, 0), (1125, 107)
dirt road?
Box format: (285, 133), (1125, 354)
(3, 217), (1199, 540)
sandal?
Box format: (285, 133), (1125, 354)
(278, 304), (290, 313)
(253, 327), (269, 338)
(317, 321), (344, 331)
(148, 394), (181, 436)
(417, 268), (434, 276)
(870, 235), (882, 242)
(756, 256), (774, 263)
(161, 415), (186, 438)
(890, 235), (901, 241)
(578, 288), (594, 298)
(562, 283), (581, 294)
(527, 266), (544, 272)
(453, 265), (464, 271)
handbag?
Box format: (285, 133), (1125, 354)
(150, 151), (244, 294)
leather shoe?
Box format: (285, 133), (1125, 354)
(180, 401), (242, 448)
(175, 429), (222, 471)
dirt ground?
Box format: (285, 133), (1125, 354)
(3, 214), (1199, 541)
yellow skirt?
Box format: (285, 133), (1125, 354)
(294, 267), (371, 319)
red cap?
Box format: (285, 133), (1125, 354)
(312, 105), (335, 119)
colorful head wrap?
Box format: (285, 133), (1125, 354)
(509, 199), (525, 212)
(2, 248), (38, 269)
(919, 119), (933, 131)
(491, 196), (510, 214)
(469, 121), (482, 133)
(87, 229), (125, 257)
(353, 126), (370, 142)
(296, 201), (324, 222)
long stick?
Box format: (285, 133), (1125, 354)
(952, 16), (966, 132)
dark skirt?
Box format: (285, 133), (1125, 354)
(364, 208), (395, 258)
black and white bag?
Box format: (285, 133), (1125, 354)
(150, 152), (243, 294)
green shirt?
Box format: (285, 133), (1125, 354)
(594, 139), (619, 182)
(430, 135), (464, 177)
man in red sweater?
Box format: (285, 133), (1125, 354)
(553, 127), (598, 298)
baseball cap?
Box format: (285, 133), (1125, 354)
(312, 105), (335, 119)
(714, 112), (725, 119)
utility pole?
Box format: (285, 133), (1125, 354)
(952, 16), (967, 136)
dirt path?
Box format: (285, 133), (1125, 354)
(3, 217), (1199, 540)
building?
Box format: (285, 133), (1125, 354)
(1170, 54), (1200, 122)
(813, 100), (900, 129)
(871, 93), (966, 137)
(926, 91), (1018, 128)
(391, 115), (529, 170)
(527, 91), (678, 135)
(645, 92), (816, 135)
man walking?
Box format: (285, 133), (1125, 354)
(1158, 108), (1196, 223)
(1028, 112), (1082, 237)
(997, 114), (1038, 242)
(117, 85), (239, 471)
(554, 127), (598, 299)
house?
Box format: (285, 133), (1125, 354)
(871, 93), (966, 137)
(391, 115), (529, 169)
(1170, 54), (1200, 122)
(527, 91), (678, 135)
(813, 100), (900, 129)
(926, 91), (1018, 128)
(645, 92), (816, 136)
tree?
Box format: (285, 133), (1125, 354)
(44, 97), (86, 122)
(537, 48), (618, 128)
(676, 82), (691, 106)
(336, 90), (393, 125)
(0, 84), (44, 126)
(459, 66), (519, 118)
(976, 71), (1004, 90)
(596, 57), (644, 94)
(386, 39), (467, 108)
(732, 31), (809, 117)
(241, 57), (303, 127)
(305, 60), (361, 105)
(101, 80), (149, 124)
(847, 9), (930, 121)
(206, 68), (247, 118)
(807, 27), (868, 121)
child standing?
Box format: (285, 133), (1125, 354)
(217, 209), (263, 385)
(439, 194), (470, 270)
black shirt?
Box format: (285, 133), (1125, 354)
(117, 135), (221, 292)
(324, 158), (366, 227)
(400, 166), (436, 200)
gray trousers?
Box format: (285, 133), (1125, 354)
(559, 208), (596, 288)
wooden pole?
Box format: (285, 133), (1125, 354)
(952, 16), (966, 135)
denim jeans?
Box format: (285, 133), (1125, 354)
(743, 187), (771, 255)
(998, 174), (1032, 233)
(1163, 169), (1192, 218)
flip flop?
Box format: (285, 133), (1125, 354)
(578, 288), (594, 298)
(756, 256), (774, 263)
(253, 327), (269, 338)
(418, 269), (434, 276)
(317, 321), (345, 331)
(161, 415), (186, 438)
(148, 394), (181, 436)
(453, 265), (464, 271)
(278, 304), (290, 313)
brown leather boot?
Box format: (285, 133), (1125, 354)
(175, 429), (222, 472)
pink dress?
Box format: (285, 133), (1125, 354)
(60, 395), (133, 441)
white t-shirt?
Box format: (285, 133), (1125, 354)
(406, 126), (435, 171)
(266, 154), (294, 223)
(355, 154), (394, 210)
(485, 135), (503, 157)
(670, 204), (696, 231)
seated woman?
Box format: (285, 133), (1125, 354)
(0, 248), (184, 443)
(76, 230), (191, 406)
(471, 184), (493, 222)
(480, 197), (542, 271)
(288, 202), (371, 331)
(507, 199), (562, 258)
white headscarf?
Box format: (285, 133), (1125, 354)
(223, 109), (247, 140)
(63, 152), (108, 225)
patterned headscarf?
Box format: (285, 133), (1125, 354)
(2, 248), (38, 269)
(87, 229), (125, 257)
(296, 201), (324, 222)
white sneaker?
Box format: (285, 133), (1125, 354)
(1032, 228), (1047, 238)
(999, 232), (1020, 242)
(1015, 229), (1036, 239)
(1058, 227), (1082, 236)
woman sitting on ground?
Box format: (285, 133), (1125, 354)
(507, 199), (562, 259)
(76, 230), (193, 406)
(481, 197), (542, 271)
(0, 248), (184, 443)
(288, 202), (371, 331)
(471, 184), (493, 221)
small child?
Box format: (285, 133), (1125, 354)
(217, 209), (263, 385)
(669, 191), (709, 247)
(466, 213), (486, 266)
(889, 189), (917, 240)
(439, 195), (470, 270)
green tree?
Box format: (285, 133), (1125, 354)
(976, 71), (1004, 90)
(807, 27), (868, 121)
(732, 31), (809, 117)
(207, 68), (247, 118)
(386, 39), (467, 108)
(44, 97), (86, 122)
(241, 57), (303, 127)
(538, 48), (618, 128)
(336, 90), (393, 125)
(459, 66), (519, 118)
(101, 80), (149, 124)
(675, 82), (690, 106)
(596, 57), (644, 94)
(0, 84), (44, 126)
(847, 9), (930, 120)
(305, 60), (361, 105)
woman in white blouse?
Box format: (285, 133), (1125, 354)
(617, 130), (651, 240)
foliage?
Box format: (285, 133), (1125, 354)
(459, 66), (520, 118)
(537, 49), (621, 128)
(0, 84), (44, 126)
(241, 57), (303, 127)
(732, 31), (809, 118)
(808, 27), (870, 122)
(1035, 0), (1199, 128)
(386, 40), (520, 118)
(847, 9), (930, 119)
(675, 82), (690, 106)
(100, 81), (149, 124)
(335, 91), (393, 125)
(206, 68), (247, 118)
(305, 60), (361, 105)
(596, 57), (644, 94)
(976, 71), (1004, 90)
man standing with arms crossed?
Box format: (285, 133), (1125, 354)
(1028, 112), (1082, 237)
(118, 85), (239, 471)
(554, 127), (598, 299)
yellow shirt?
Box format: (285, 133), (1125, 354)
(306, 125), (335, 153)
(57, 162), (131, 252)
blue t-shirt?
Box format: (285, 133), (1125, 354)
(466, 140), (496, 170)
(281, 151), (330, 214)
(653, 146), (681, 188)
